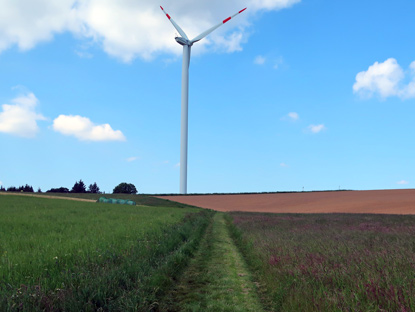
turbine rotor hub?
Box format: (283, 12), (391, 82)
(175, 37), (192, 46)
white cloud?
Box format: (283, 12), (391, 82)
(0, 92), (47, 138)
(126, 156), (139, 162)
(353, 58), (415, 99)
(211, 31), (246, 53)
(0, 180), (3, 186)
(175, 162), (180, 168)
(397, 180), (409, 185)
(52, 114), (126, 141)
(249, 0), (300, 10)
(281, 112), (299, 122)
(254, 55), (266, 65)
(0, 0), (78, 52)
(308, 124), (326, 134)
(254, 55), (284, 69)
(0, 0), (301, 62)
(288, 112), (299, 121)
(402, 61), (415, 99)
(280, 162), (289, 167)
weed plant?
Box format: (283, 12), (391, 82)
(228, 212), (415, 311)
(0, 195), (213, 311)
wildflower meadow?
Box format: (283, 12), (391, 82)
(229, 212), (415, 311)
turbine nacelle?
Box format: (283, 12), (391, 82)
(161, 6), (246, 47)
(175, 37), (192, 46)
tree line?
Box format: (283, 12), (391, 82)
(0, 181), (137, 194)
(0, 184), (36, 193)
(46, 180), (100, 194)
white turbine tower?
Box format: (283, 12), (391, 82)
(161, 5), (247, 194)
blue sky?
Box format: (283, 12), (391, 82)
(0, 0), (414, 194)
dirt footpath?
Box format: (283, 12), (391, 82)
(157, 189), (415, 214)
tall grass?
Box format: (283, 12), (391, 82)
(228, 212), (415, 311)
(0, 195), (214, 311)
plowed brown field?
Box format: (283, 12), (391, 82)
(157, 189), (415, 214)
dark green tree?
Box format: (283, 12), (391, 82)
(47, 187), (69, 193)
(71, 180), (86, 193)
(113, 182), (137, 194)
(21, 184), (34, 192)
(88, 182), (100, 194)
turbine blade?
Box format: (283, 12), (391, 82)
(190, 8), (247, 44)
(160, 6), (188, 40)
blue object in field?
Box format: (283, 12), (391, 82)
(97, 197), (136, 205)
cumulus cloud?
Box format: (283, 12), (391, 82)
(0, 0), (301, 62)
(52, 115), (126, 141)
(353, 58), (415, 99)
(211, 31), (246, 53)
(397, 180), (409, 185)
(0, 0), (78, 52)
(308, 124), (326, 134)
(0, 92), (46, 138)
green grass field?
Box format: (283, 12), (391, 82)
(0, 195), (213, 311)
(4, 193), (415, 311)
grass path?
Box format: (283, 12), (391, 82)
(160, 212), (263, 312)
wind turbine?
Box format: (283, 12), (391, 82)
(161, 5), (247, 194)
